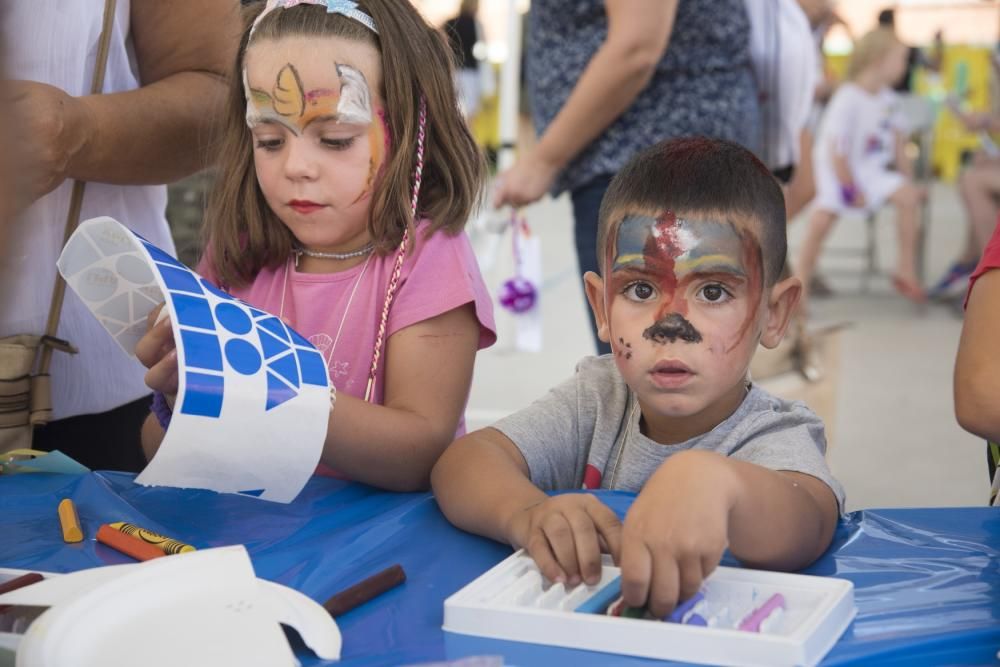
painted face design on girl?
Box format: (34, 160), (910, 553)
(245, 59), (386, 198)
(245, 62), (374, 131)
(601, 211), (764, 418)
(243, 36), (386, 255)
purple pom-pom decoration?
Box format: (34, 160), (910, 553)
(499, 277), (537, 313)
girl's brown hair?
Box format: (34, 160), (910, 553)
(206, 1), (485, 288)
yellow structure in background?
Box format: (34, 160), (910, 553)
(468, 62), (502, 154)
(826, 46), (995, 182)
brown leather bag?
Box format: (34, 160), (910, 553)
(0, 0), (117, 454)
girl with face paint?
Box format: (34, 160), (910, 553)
(433, 138), (844, 620)
(135, 0), (497, 492)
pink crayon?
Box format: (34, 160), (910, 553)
(738, 593), (786, 633)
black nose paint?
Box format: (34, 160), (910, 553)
(643, 313), (703, 344)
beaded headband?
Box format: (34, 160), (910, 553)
(250, 0), (378, 38)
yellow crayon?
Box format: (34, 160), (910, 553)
(108, 522), (196, 555)
(57, 498), (83, 543)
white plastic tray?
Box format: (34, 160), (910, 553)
(443, 550), (855, 667)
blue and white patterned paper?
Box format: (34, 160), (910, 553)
(57, 217), (329, 503)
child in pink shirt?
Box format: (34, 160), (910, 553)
(136, 0), (495, 491)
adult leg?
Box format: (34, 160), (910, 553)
(794, 208), (839, 312)
(33, 394), (153, 472)
(570, 174), (614, 356)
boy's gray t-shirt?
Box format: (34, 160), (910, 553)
(493, 356), (845, 511)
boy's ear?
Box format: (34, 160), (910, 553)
(760, 275), (802, 349)
(583, 271), (612, 343)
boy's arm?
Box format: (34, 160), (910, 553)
(955, 268), (1000, 442)
(620, 450), (838, 618)
(432, 427), (622, 586)
(432, 428), (549, 544)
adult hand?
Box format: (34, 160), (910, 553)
(619, 451), (733, 618)
(135, 303), (179, 407)
(506, 493), (622, 587)
(492, 148), (561, 209)
(8, 80), (93, 207)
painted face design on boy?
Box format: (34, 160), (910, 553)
(244, 62), (386, 193)
(606, 212), (764, 357)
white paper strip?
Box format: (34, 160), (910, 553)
(57, 217), (328, 503)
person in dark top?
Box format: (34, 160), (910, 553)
(493, 0), (760, 354)
(444, 0), (484, 118)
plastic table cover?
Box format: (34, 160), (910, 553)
(0, 472), (997, 666)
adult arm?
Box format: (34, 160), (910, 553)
(12, 0), (238, 203)
(955, 268), (1000, 442)
(494, 0), (678, 207)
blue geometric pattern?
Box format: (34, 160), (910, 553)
(181, 371), (225, 418)
(225, 339), (262, 375)
(180, 330), (223, 371)
(172, 294), (216, 331)
(216, 303), (252, 335)
(145, 249), (330, 418)
(158, 264), (204, 294)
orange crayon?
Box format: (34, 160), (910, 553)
(96, 524), (164, 562)
(57, 499), (83, 543)
(108, 522), (195, 554)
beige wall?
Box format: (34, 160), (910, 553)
(835, 1), (999, 46)
(415, 1), (999, 53)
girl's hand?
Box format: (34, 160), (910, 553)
(506, 494), (622, 587)
(134, 303), (179, 405)
(619, 451), (734, 618)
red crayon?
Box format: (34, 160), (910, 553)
(323, 564), (406, 617)
(96, 524), (165, 562)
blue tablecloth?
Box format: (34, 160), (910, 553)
(1, 472), (997, 666)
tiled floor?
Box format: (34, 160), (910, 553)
(466, 180), (990, 511)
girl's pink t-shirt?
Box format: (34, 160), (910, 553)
(198, 222), (496, 476)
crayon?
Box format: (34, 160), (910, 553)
(0, 572), (44, 615)
(108, 522), (195, 554)
(0, 572), (43, 596)
(738, 593), (786, 633)
(96, 524), (165, 562)
(323, 564), (406, 617)
(57, 498), (83, 543)
(574, 576), (622, 614)
(665, 591), (706, 624)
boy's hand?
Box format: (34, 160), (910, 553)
(619, 450), (736, 618)
(135, 303), (179, 404)
(506, 494), (622, 587)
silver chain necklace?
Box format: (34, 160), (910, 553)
(293, 242), (375, 266)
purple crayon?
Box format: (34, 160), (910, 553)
(738, 593), (786, 633)
(665, 591), (706, 625)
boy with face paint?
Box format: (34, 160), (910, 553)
(433, 138), (844, 618)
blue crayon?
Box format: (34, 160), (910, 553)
(665, 591), (706, 624)
(574, 576), (622, 614)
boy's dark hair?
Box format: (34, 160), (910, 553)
(597, 137), (787, 286)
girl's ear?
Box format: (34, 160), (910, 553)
(584, 271), (612, 343)
(760, 275), (802, 349)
